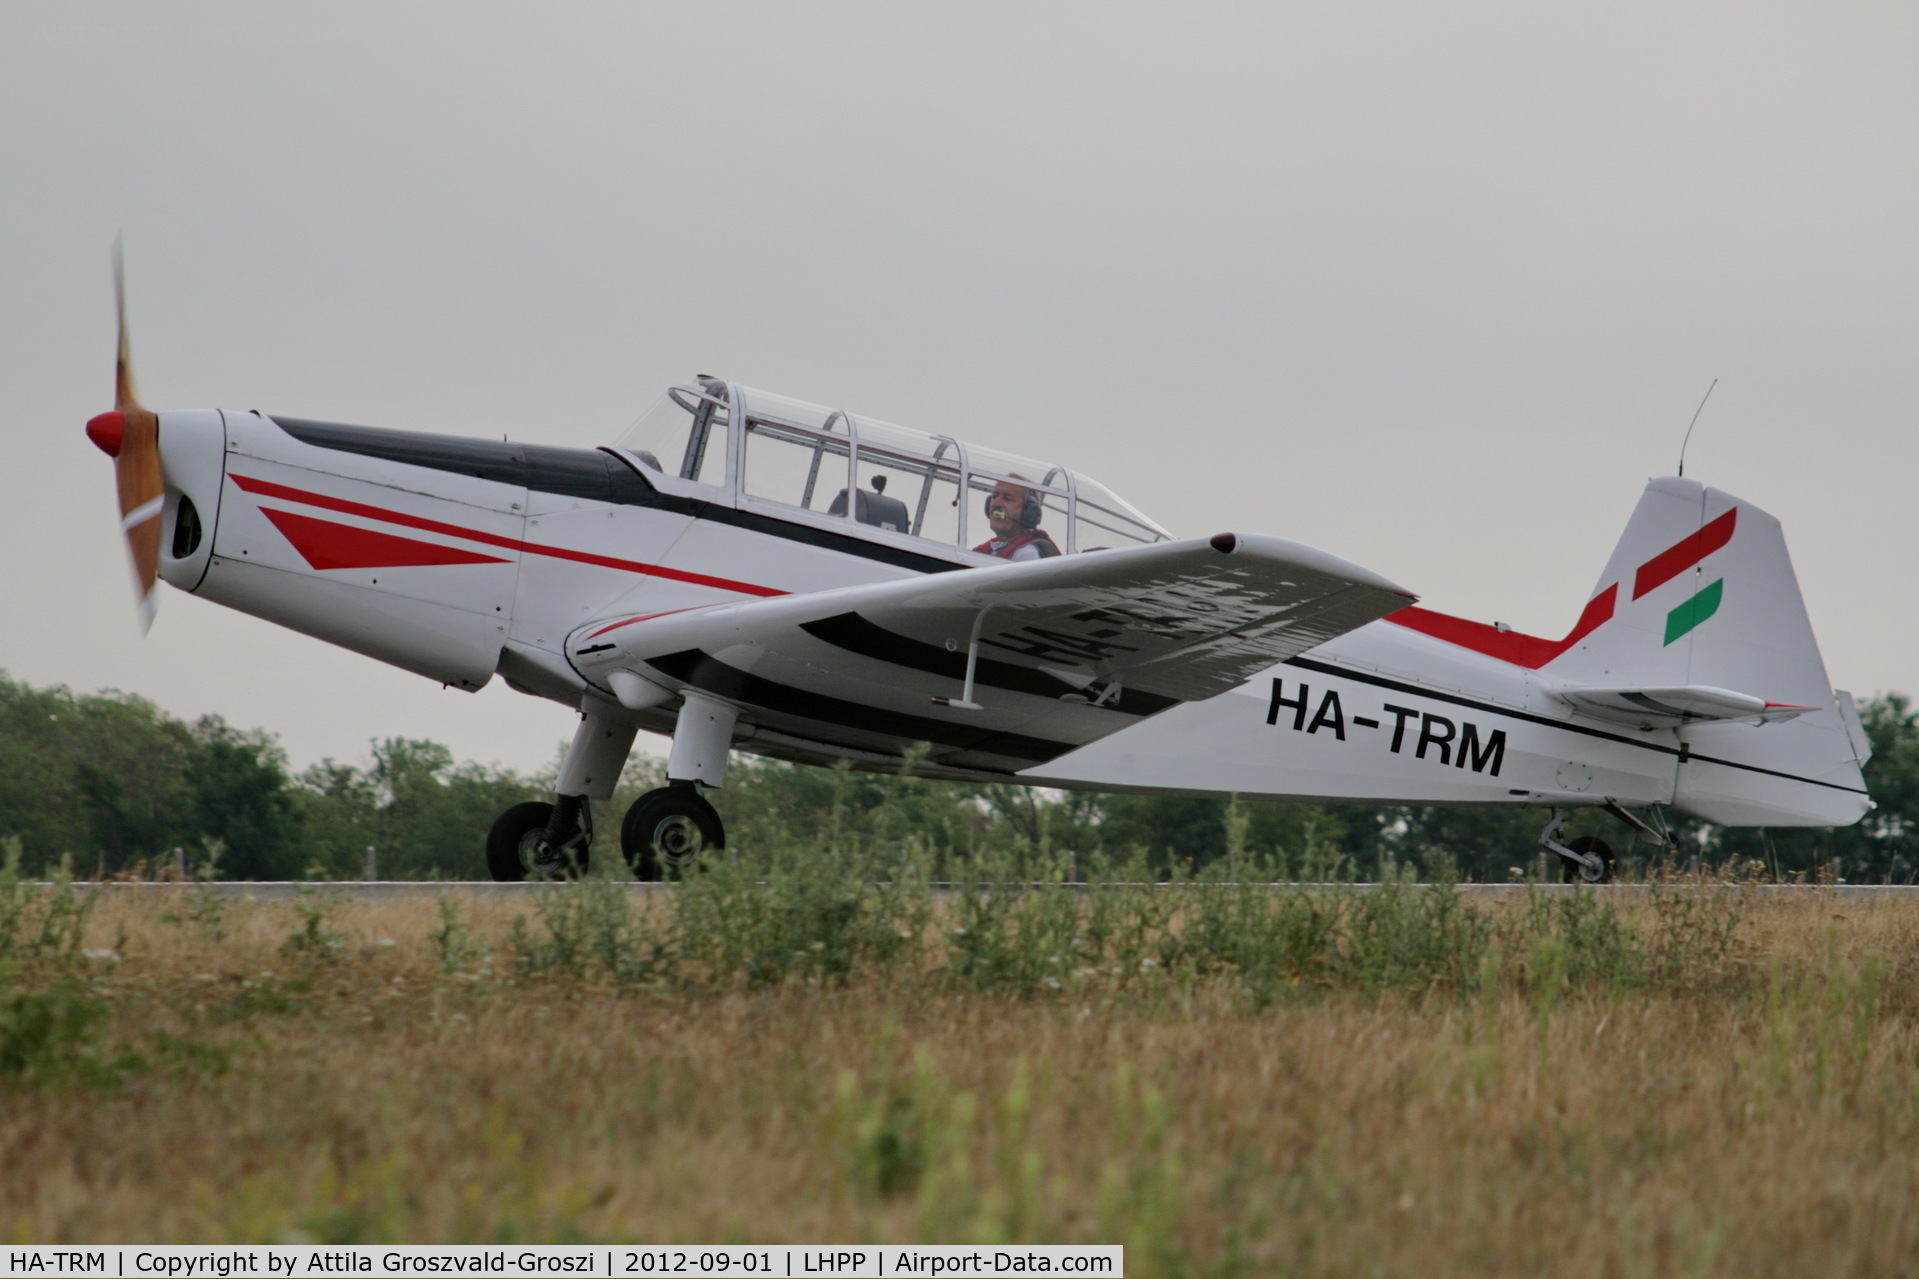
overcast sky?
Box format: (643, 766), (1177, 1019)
(4, 1), (1916, 779)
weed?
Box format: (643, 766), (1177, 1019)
(835, 1065), (931, 1199)
(1342, 863), (1491, 993)
(280, 887), (345, 963)
(1645, 875), (1744, 986)
(429, 893), (488, 979)
(677, 829), (933, 989)
(209, 972), (310, 1025)
(512, 873), (668, 985)
(0, 839), (99, 977)
(942, 846), (1088, 997)
(160, 838), (230, 942)
(1078, 851), (1183, 991)
(0, 980), (137, 1089)
(147, 1028), (234, 1081)
(1505, 884), (1644, 992)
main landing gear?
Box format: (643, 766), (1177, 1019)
(486, 799), (592, 881)
(486, 686), (738, 883)
(621, 780), (725, 881)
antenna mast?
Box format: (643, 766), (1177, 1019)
(1677, 378), (1718, 478)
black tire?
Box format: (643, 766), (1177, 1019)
(621, 786), (725, 881)
(1559, 835), (1616, 884)
(486, 801), (590, 882)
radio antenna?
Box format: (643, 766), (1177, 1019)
(1677, 378), (1717, 478)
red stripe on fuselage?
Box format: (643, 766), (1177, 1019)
(1380, 504), (1738, 667)
(260, 507), (511, 570)
(1384, 584), (1618, 670)
(227, 472), (787, 598)
(1633, 508), (1737, 599)
(585, 608), (708, 639)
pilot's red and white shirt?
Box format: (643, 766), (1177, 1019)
(973, 529), (1060, 561)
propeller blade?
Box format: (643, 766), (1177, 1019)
(116, 411), (164, 630)
(87, 237), (165, 631)
(113, 235), (140, 414)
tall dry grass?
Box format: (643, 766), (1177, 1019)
(1, 845), (1917, 1276)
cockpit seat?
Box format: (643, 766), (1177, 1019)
(828, 480), (912, 534)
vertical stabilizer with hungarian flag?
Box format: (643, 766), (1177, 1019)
(1541, 477), (1871, 826)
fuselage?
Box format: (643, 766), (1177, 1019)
(149, 400), (1870, 829)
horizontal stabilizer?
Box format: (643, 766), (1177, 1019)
(1554, 684), (1816, 728)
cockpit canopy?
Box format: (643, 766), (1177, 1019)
(616, 379), (1171, 556)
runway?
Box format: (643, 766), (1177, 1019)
(52, 880), (1919, 901)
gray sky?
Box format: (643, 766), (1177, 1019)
(5, 1), (1916, 779)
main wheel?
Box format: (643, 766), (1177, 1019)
(1559, 835), (1616, 884)
(621, 786), (725, 881)
(486, 801), (590, 882)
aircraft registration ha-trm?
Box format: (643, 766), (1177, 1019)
(88, 281), (1872, 881)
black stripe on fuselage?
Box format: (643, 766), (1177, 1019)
(1286, 655), (1869, 796)
(800, 612), (1181, 718)
(644, 649), (1072, 766)
(710, 505), (965, 573)
(270, 416), (966, 575)
(274, 416), (639, 503)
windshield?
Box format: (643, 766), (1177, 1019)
(619, 382), (730, 487)
(622, 380), (1172, 553)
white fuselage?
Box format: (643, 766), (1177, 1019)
(151, 407), (1867, 828)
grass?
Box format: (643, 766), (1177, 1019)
(1, 840), (1917, 1276)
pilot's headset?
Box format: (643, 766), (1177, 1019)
(985, 482), (1043, 529)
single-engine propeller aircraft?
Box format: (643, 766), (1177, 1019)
(88, 259), (1872, 882)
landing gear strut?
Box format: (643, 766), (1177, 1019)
(1539, 809), (1616, 884)
(621, 781), (725, 881)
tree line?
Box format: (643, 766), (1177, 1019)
(2, 671), (1915, 882)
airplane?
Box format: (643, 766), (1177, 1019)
(87, 259), (1873, 883)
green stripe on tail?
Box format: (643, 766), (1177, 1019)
(1664, 578), (1723, 646)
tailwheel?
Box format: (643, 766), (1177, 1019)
(1559, 835), (1616, 884)
(621, 783), (725, 881)
(486, 801), (591, 882)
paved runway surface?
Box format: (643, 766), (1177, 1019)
(53, 881), (1919, 901)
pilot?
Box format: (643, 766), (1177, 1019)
(973, 477), (1060, 561)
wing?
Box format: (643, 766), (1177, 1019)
(565, 533), (1415, 775)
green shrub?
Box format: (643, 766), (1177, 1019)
(0, 980), (137, 1088)
(0, 838), (98, 976)
(511, 873), (669, 985)
(280, 886), (345, 963)
(676, 835), (933, 989)
(430, 893), (489, 979)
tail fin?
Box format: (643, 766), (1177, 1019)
(1549, 477), (1869, 826)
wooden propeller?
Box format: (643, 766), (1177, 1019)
(85, 238), (165, 631)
